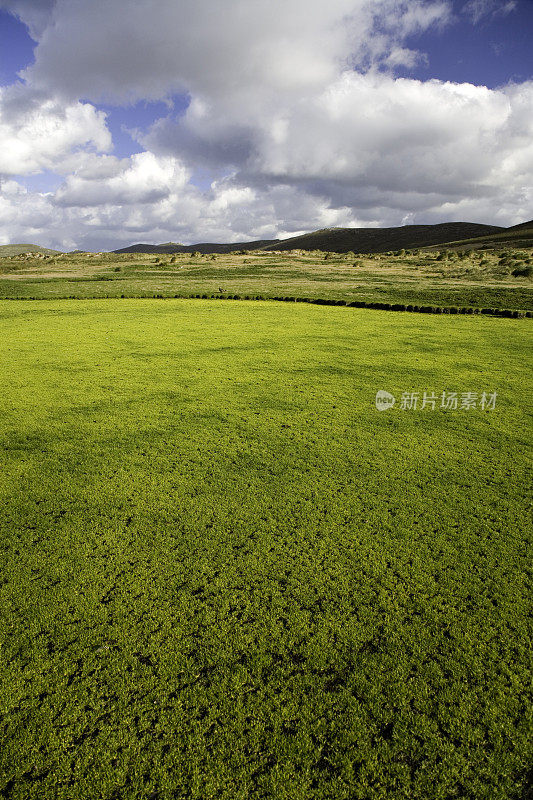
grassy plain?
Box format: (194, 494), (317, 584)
(0, 299), (531, 799)
(0, 248), (532, 310)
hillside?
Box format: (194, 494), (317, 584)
(432, 222), (533, 251)
(0, 243), (63, 257)
(505, 219), (533, 232)
(261, 222), (504, 253)
(114, 242), (185, 254)
(112, 223), (506, 256)
(114, 239), (279, 255)
(5, 220), (531, 258)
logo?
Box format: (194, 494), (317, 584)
(375, 390), (396, 411)
(373, 389), (497, 411)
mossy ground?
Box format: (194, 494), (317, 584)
(0, 299), (531, 799)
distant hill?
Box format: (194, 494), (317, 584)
(113, 223), (508, 256)
(6, 220), (531, 259)
(0, 243), (62, 257)
(114, 239), (279, 254)
(261, 222), (505, 253)
(505, 219), (533, 232)
(432, 222), (533, 251)
(113, 242), (185, 254)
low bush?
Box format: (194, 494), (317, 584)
(512, 265), (532, 277)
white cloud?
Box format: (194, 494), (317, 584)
(462, 0), (517, 23)
(0, 180), (63, 247)
(385, 47), (429, 69)
(0, 85), (111, 176)
(0, 160), (371, 251)
(53, 152), (190, 207)
(1, 132), (530, 252)
(142, 74), (533, 218)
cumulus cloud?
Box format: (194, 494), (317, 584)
(0, 0), (531, 248)
(0, 84), (111, 176)
(53, 152), (190, 207)
(8, 0), (451, 103)
(1, 135), (530, 253)
(141, 75), (533, 219)
(0, 163), (366, 251)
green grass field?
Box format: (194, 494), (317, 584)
(0, 299), (532, 799)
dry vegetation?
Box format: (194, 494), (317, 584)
(0, 247), (531, 310)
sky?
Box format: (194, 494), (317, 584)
(0, 0), (532, 251)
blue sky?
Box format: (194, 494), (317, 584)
(404, 1), (533, 86)
(0, 0), (531, 249)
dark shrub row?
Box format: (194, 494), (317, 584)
(7, 293), (531, 318)
(204, 295), (530, 318)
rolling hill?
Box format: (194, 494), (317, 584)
(429, 221), (533, 251)
(0, 244), (63, 257)
(506, 219), (533, 232)
(113, 242), (185, 254)
(114, 239), (279, 255)
(261, 222), (505, 253)
(4, 220), (531, 259)
(113, 222), (508, 256)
